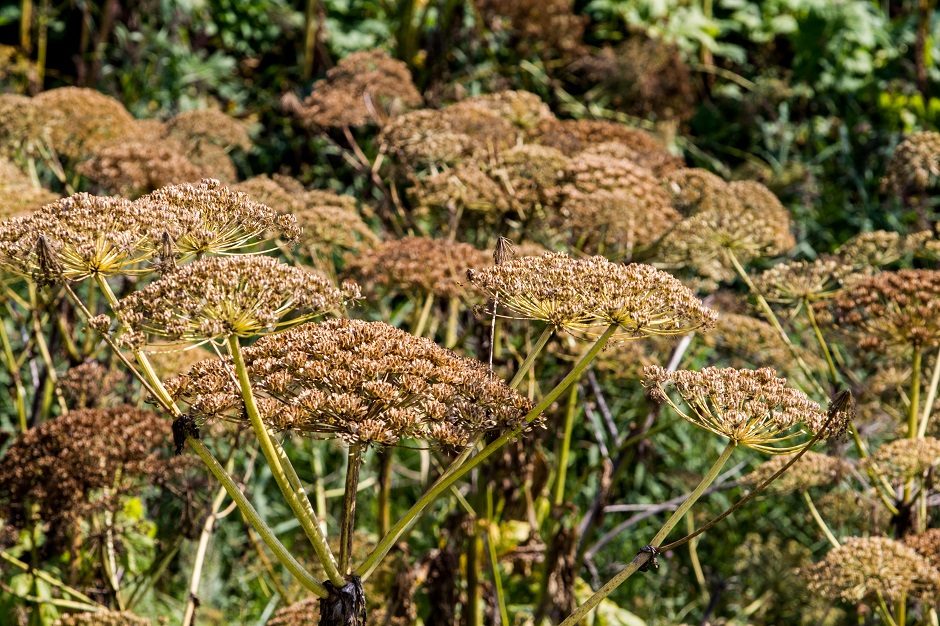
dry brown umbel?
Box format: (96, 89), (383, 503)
(166, 318), (531, 447)
(165, 108), (252, 151)
(0, 93), (49, 159)
(77, 139), (206, 197)
(883, 131), (940, 195)
(474, 0), (587, 59)
(293, 49), (422, 128)
(754, 256), (849, 306)
(904, 529), (940, 568)
(33, 87), (136, 160)
(662, 167), (734, 215)
(59, 361), (122, 408)
(467, 252), (717, 337)
(643, 366), (830, 453)
(805, 536), (940, 603)
(864, 437), (940, 482)
(0, 157), (58, 218)
(116, 255), (357, 344)
(742, 451), (851, 494)
(836, 229), (931, 269)
(449, 90), (554, 129)
(827, 269), (940, 350)
(347, 237), (490, 300)
(53, 611), (151, 626)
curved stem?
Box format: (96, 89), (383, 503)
(802, 490), (839, 548)
(181, 479), (230, 626)
(0, 551), (101, 607)
(227, 334), (344, 587)
(559, 441), (737, 626)
(411, 292), (435, 338)
(357, 324), (619, 581)
(509, 324), (553, 390)
(186, 439), (327, 597)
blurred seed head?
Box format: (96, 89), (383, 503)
(805, 536), (940, 604)
(165, 108), (252, 151)
(474, 0), (587, 60)
(33, 87), (136, 160)
(643, 366), (828, 453)
(449, 90), (554, 129)
(59, 360), (122, 409)
(742, 451), (851, 494)
(167, 318), (532, 447)
(883, 131), (940, 195)
(864, 437), (940, 483)
(77, 139), (206, 198)
(53, 611), (151, 626)
(904, 529), (940, 569)
(0, 157), (58, 218)
(754, 256), (849, 307)
(836, 229), (931, 270)
(117, 255), (357, 344)
(0, 93), (49, 159)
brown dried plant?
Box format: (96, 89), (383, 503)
(863, 437), (940, 483)
(0, 157), (58, 218)
(742, 451), (851, 494)
(53, 611), (152, 626)
(33, 87), (137, 160)
(883, 131), (940, 195)
(77, 139), (206, 197)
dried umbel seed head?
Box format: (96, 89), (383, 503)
(0, 407), (168, 543)
(0, 157), (58, 218)
(348, 237), (490, 300)
(165, 108), (253, 151)
(449, 90), (554, 129)
(53, 611), (152, 626)
(116, 255), (357, 344)
(0, 192), (166, 281)
(168, 319), (531, 447)
(33, 87), (136, 160)
(827, 269), (940, 350)
(836, 229), (931, 269)
(136, 178), (300, 257)
(77, 139), (206, 198)
(754, 256), (849, 306)
(475, 0), (586, 59)
(643, 366), (828, 453)
(742, 451), (851, 494)
(904, 529), (940, 568)
(699, 312), (819, 378)
(467, 252), (717, 337)
(883, 131), (940, 195)
(59, 361), (121, 408)
(293, 49), (422, 128)
(656, 181), (795, 282)
(528, 118), (682, 176)
(805, 536), (940, 604)
(0, 93), (49, 159)
(865, 437), (940, 482)
(662, 167), (734, 215)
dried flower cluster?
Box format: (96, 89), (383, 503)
(0, 407), (168, 540)
(167, 319), (531, 446)
(267, 599), (319, 625)
(292, 49), (422, 128)
(643, 366), (828, 453)
(699, 312), (814, 375)
(59, 360), (122, 408)
(53, 611), (152, 626)
(0, 157), (58, 218)
(754, 256), (849, 306)
(742, 451), (851, 494)
(33, 87), (137, 160)
(883, 131), (940, 195)
(467, 252), (717, 337)
(826, 269), (940, 350)
(805, 536), (940, 603)
(865, 437), (940, 482)
(836, 229), (931, 269)
(0, 93), (48, 159)
(165, 108), (252, 151)
(662, 168), (734, 215)
(904, 529), (940, 568)
(117, 255), (357, 344)
(77, 140), (206, 197)
(348, 237), (490, 299)
(474, 0), (587, 59)
(450, 91), (554, 129)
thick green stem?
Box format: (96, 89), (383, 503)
(908, 344), (922, 438)
(187, 439), (327, 597)
(227, 334), (344, 586)
(377, 447), (393, 537)
(802, 490), (839, 548)
(357, 324), (619, 581)
(917, 345), (940, 438)
(553, 383), (580, 507)
(509, 324), (554, 389)
(559, 441), (737, 626)
(339, 444), (364, 575)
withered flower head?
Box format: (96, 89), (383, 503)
(742, 451), (851, 494)
(0, 93), (49, 159)
(805, 536), (940, 603)
(53, 611), (151, 626)
(836, 229), (931, 269)
(116, 255), (357, 344)
(883, 131), (940, 195)
(0, 407), (168, 542)
(0, 157), (58, 218)
(475, 0), (587, 59)
(827, 269), (940, 350)
(167, 319), (531, 447)
(33, 87), (136, 160)
(643, 366), (828, 453)
(663, 167), (735, 215)
(59, 360), (121, 408)
(467, 252), (717, 337)
(754, 256), (849, 306)
(136, 178), (300, 257)
(348, 237), (490, 299)
(77, 139), (206, 198)
(864, 437), (940, 482)
(448, 90), (554, 129)
(165, 108), (252, 151)
(700, 311), (820, 378)
(904, 529), (940, 568)
(294, 49), (422, 128)
(0, 192), (164, 280)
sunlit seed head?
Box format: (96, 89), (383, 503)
(754, 255), (850, 306)
(865, 437), (940, 483)
(0, 157), (58, 218)
(448, 90), (554, 129)
(165, 108), (253, 151)
(904, 529), (940, 569)
(77, 140), (206, 198)
(33, 87), (137, 160)
(883, 131), (940, 195)
(742, 451), (851, 494)
(53, 610), (152, 626)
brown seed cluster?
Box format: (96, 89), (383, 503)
(0, 407), (169, 541)
(865, 437), (940, 482)
(0, 93), (49, 159)
(754, 256), (849, 306)
(0, 157), (58, 218)
(474, 0), (587, 59)
(59, 360), (122, 408)
(53, 611), (152, 626)
(699, 311), (815, 376)
(663, 168), (735, 215)
(166, 318), (531, 447)
(450, 90), (554, 129)
(467, 252), (717, 337)
(805, 536), (940, 603)
(292, 49), (422, 128)
(267, 599), (319, 625)
(116, 255), (357, 344)
(836, 229), (931, 269)
(33, 87), (137, 160)
(827, 269), (940, 350)
(742, 451), (851, 494)
(883, 131), (940, 195)
(165, 108), (253, 151)
(77, 139), (207, 197)
(643, 366), (828, 453)
(904, 529), (940, 568)
(347, 236), (490, 299)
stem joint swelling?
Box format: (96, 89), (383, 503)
(319, 576), (367, 626)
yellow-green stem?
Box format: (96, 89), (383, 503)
(377, 447), (393, 537)
(917, 345), (940, 438)
(804, 301), (838, 388)
(908, 344), (922, 438)
(0, 319), (28, 430)
(802, 490), (839, 548)
(559, 441), (737, 626)
(553, 382), (580, 507)
(412, 292), (435, 338)
(357, 324), (618, 581)
(509, 324), (554, 389)
(445, 297), (460, 348)
(339, 444), (364, 575)
(0, 551), (100, 607)
(227, 334), (344, 586)
(486, 486), (510, 626)
(187, 439), (327, 597)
